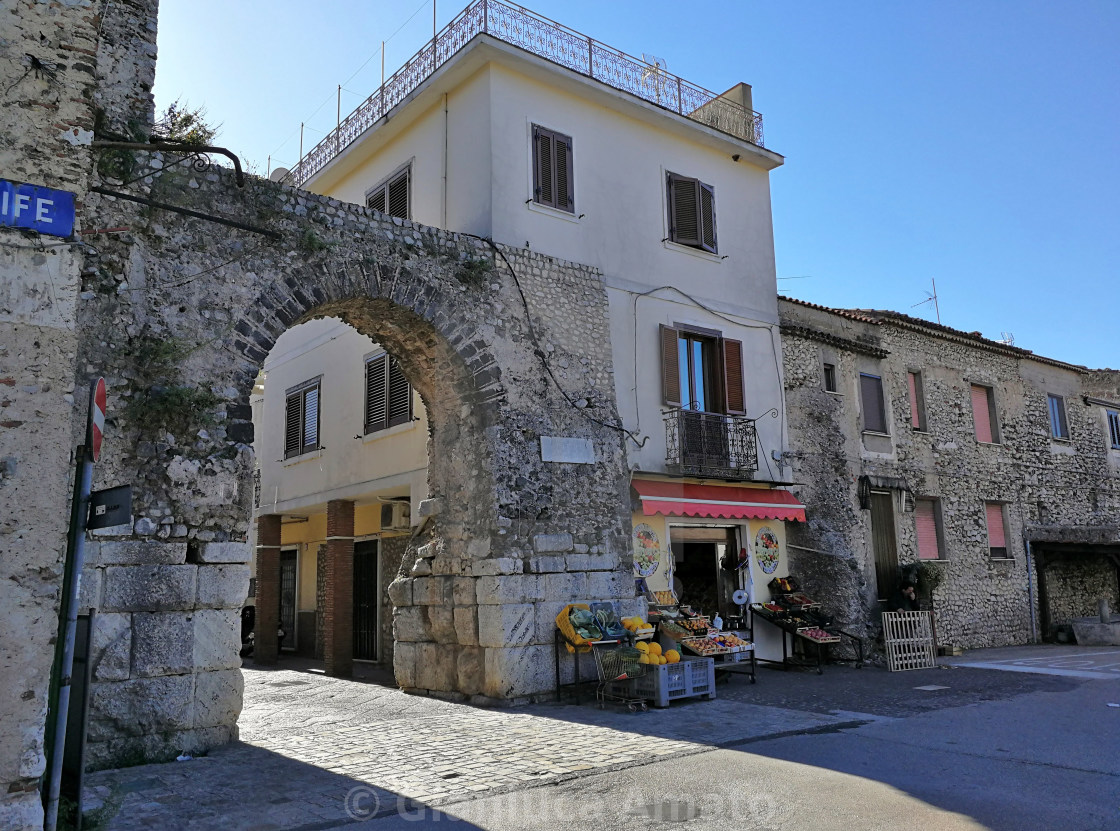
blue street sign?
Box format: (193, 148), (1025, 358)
(0, 179), (76, 238)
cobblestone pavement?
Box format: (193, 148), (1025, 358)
(84, 660), (851, 830)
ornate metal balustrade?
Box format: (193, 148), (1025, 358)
(286, 0), (764, 187)
(664, 409), (758, 480)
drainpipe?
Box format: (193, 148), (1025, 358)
(441, 92), (448, 229)
(1025, 538), (1038, 643)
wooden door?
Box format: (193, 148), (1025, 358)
(870, 491), (898, 601)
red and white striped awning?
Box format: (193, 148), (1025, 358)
(632, 478), (806, 522)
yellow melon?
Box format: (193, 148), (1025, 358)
(634, 641), (649, 653)
(647, 642), (663, 657)
(665, 650), (680, 664)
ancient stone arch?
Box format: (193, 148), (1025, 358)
(75, 161), (637, 766)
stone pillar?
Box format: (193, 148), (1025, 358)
(324, 500), (355, 677)
(255, 514), (282, 665)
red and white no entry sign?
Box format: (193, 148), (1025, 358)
(90, 377), (106, 462)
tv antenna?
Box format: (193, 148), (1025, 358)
(641, 53), (668, 103)
(998, 332), (1015, 346)
(911, 277), (941, 324)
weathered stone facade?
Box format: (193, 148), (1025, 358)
(779, 298), (1120, 651)
(1, 0), (639, 820)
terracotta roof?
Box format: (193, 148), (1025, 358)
(778, 295), (1089, 374)
(777, 295), (879, 324)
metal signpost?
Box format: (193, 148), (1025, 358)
(0, 178), (76, 238)
(43, 378), (121, 831)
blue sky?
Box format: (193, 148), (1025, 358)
(153, 1), (1118, 369)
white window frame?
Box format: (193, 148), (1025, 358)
(1047, 394), (1070, 441)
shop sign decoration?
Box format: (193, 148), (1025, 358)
(755, 526), (780, 574)
(632, 523), (662, 577)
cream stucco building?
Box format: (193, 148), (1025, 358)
(255, 0), (807, 670)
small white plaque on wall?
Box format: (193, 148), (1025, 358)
(540, 436), (595, 464)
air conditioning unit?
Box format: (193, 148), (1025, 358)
(380, 500), (411, 531)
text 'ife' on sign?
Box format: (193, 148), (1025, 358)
(0, 179), (76, 238)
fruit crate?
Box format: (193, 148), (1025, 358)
(629, 657), (716, 708)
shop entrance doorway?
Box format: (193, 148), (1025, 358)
(670, 525), (742, 621)
(353, 540), (380, 662)
(870, 491), (898, 602)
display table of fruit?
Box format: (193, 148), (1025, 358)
(681, 632), (753, 656)
(797, 627), (840, 643)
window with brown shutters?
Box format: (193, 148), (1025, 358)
(859, 373), (888, 434)
(366, 166), (410, 219)
(914, 498), (943, 560)
(667, 172), (717, 253)
(532, 125), (574, 213)
(908, 371), (927, 431)
(365, 352), (413, 434)
(659, 324), (743, 415)
(284, 379), (321, 459)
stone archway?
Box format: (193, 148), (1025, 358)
(75, 160), (638, 766)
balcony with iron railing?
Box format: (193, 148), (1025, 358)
(285, 0), (765, 188)
(664, 409), (758, 480)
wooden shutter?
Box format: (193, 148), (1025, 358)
(387, 357), (412, 427)
(908, 372), (923, 429)
(860, 374), (886, 433)
(367, 186), (386, 213)
(555, 134), (573, 212)
(365, 355), (388, 433)
(284, 393), (302, 458)
(302, 385), (319, 450)
(971, 384), (993, 443)
(660, 324), (682, 407)
(722, 338), (745, 415)
(534, 127), (554, 207)
(915, 499), (940, 560)
(387, 170), (409, 218)
(985, 502), (1007, 554)
(699, 182), (717, 253)
(668, 173), (700, 247)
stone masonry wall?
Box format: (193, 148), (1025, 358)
(0, 1), (112, 827)
(1041, 555), (1120, 631)
(780, 299), (1120, 651)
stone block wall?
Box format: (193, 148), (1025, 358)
(1040, 555), (1120, 631)
(79, 540), (249, 768)
(780, 299), (1120, 650)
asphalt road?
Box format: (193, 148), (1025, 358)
(368, 663), (1120, 831)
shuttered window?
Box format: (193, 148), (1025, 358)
(284, 380), (321, 459)
(667, 172), (717, 253)
(365, 353), (413, 434)
(823, 363), (837, 393)
(1047, 394), (1069, 440)
(532, 126), (574, 213)
(985, 502), (1008, 558)
(859, 373), (887, 434)
(659, 324), (743, 415)
(971, 384), (999, 443)
(1109, 410), (1120, 449)
(915, 498), (942, 560)
(908, 371), (927, 430)
(366, 166), (410, 219)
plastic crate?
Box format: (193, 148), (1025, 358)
(630, 657), (716, 708)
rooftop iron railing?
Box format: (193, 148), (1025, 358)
(285, 0), (764, 188)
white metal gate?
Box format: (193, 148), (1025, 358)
(882, 611), (937, 671)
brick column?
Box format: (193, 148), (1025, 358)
(255, 513), (282, 665)
(324, 500), (355, 677)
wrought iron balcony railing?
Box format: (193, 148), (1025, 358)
(665, 409), (758, 480)
(285, 0), (764, 188)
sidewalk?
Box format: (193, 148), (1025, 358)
(84, 661), (855, 830)
(942, 643), (1120, 680)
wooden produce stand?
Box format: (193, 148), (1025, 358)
(749, 595), (862, 674)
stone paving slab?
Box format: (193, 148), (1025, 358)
(84, 663), (852, 830)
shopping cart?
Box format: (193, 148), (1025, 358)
(592, 645), (649, 712)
